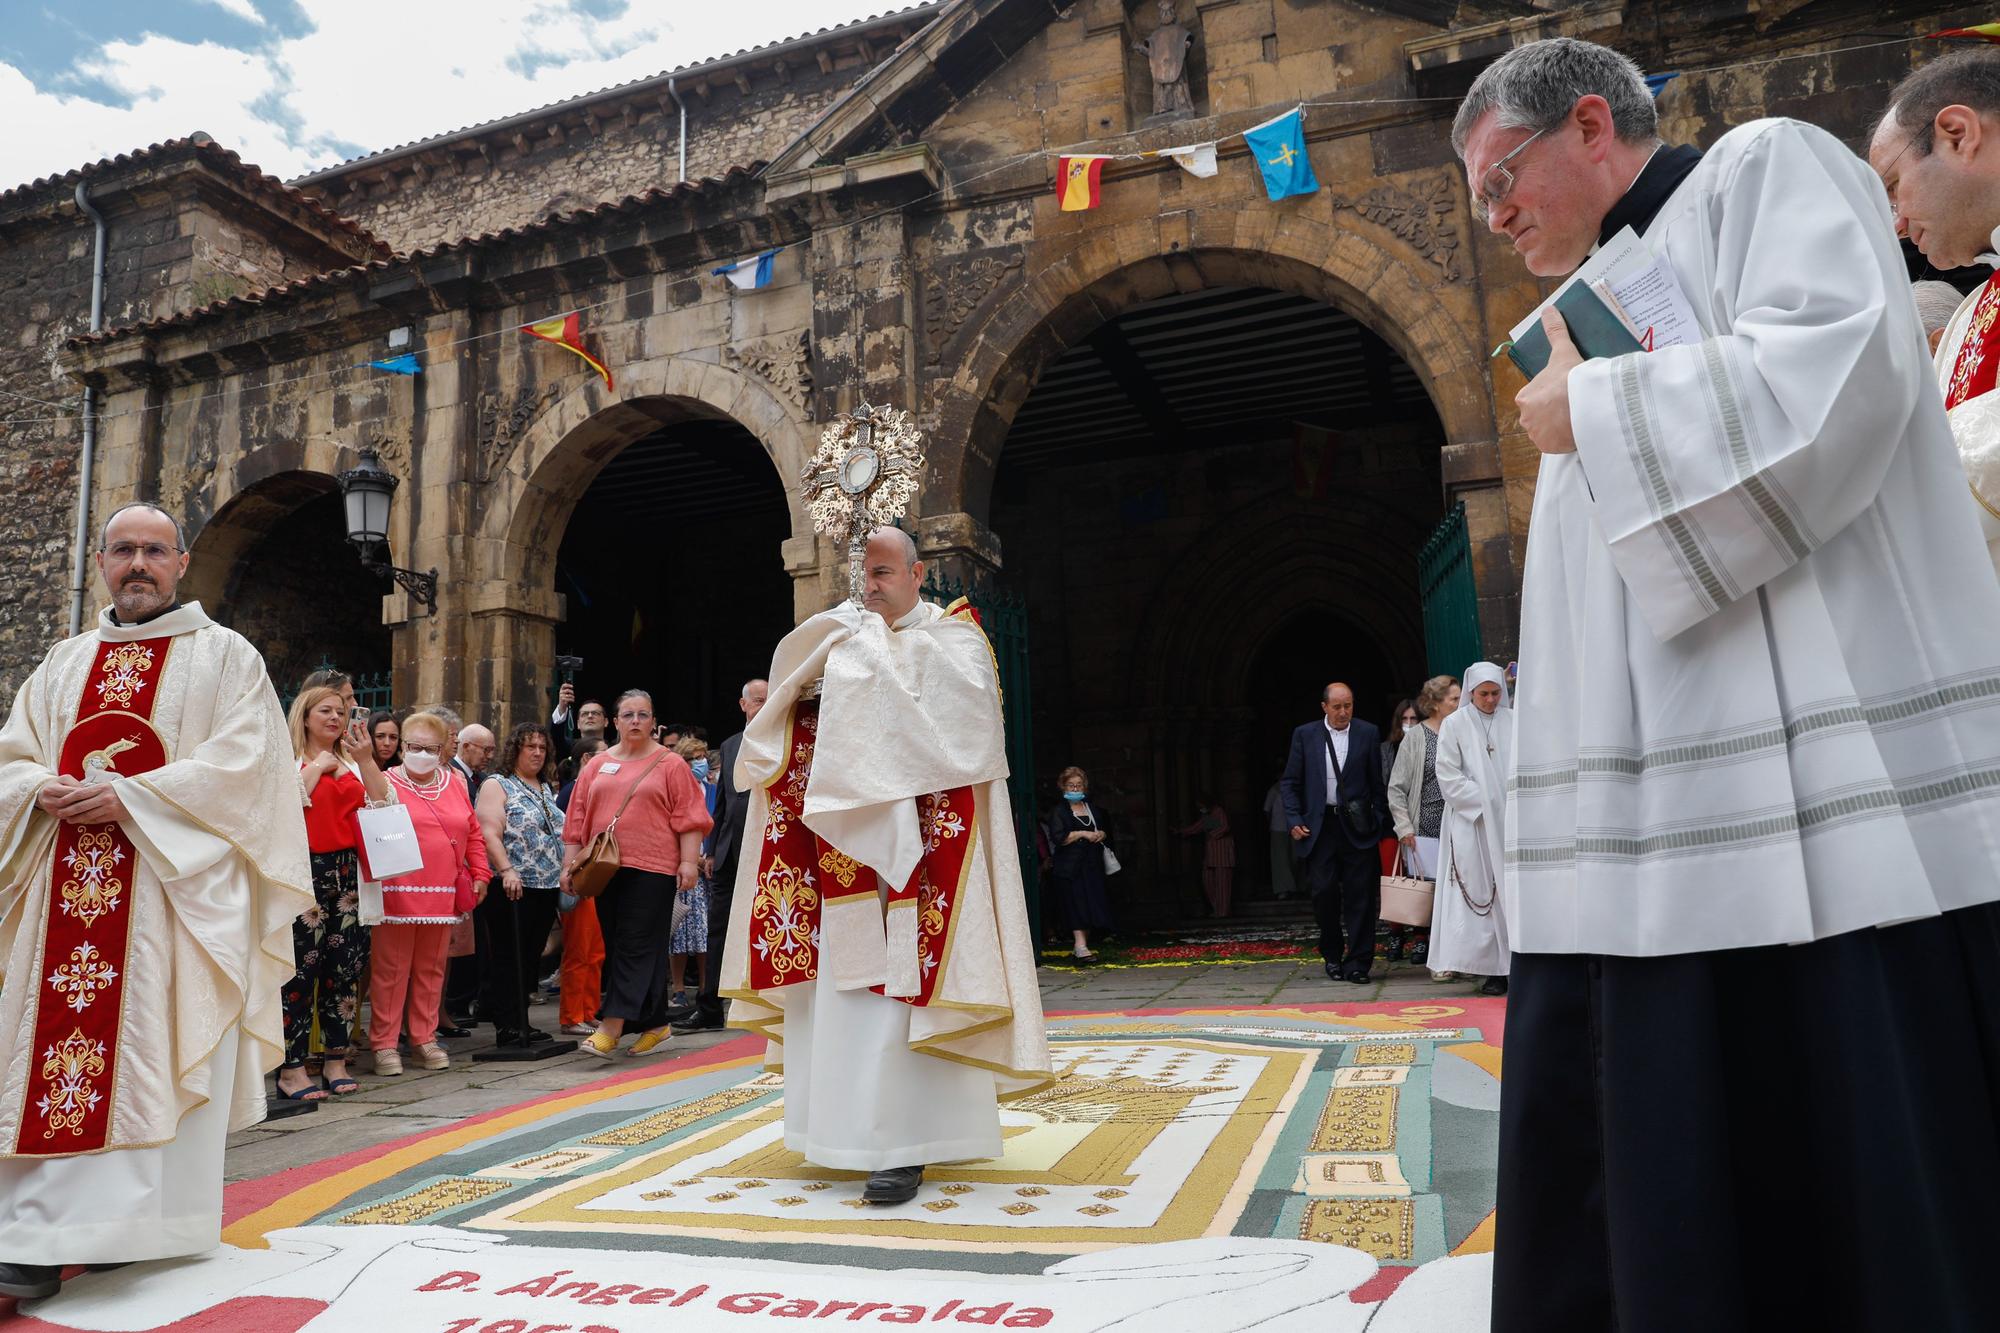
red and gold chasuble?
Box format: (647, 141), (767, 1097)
(15, 637), (172, 1155)
(745, 699), (976, 1006)
(1947, 274), (2000, 410)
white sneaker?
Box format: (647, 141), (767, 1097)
(417, 1043), (450, 1070)
(374, 1048), (403, 1076)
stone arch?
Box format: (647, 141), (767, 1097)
(481, 353), (818, 591)
(460, 353), (817, 727)
(932, 209), (1494, 524)
(183, 463), (390, 689)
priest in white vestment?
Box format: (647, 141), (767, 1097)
(1459, 38), (2000, 1331)
(720, 528), (1051, 1205)
(1427, 662), (1511, 995)
(0, 503), (310, 1301)
(1868, 48), (2000, 583)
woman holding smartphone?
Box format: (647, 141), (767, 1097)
(281, 687), (391, 1098)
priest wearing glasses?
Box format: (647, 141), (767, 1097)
(1458, 37), (2000, 1330)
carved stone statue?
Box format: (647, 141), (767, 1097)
(1134, 0), (1195, 122)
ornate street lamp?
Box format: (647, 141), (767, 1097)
(336, 447), (438, 616)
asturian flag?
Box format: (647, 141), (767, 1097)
(521, 311), (613, 391)
(714, 251), (777, 290)
(1243, 107), (1318, 201)
(1056, 155), (1108, 211)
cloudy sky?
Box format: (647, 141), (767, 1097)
(1, 0), (926, 190)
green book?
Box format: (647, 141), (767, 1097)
(1504, 280), (1640, 378)
(1504, 280), (1646, 379)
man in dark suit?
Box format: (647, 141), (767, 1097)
(674, 677), (769, 1033)
(1280, 682), (1391, 984)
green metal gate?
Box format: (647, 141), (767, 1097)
(923, 573), (1039, 934)
(1418, 501), (1485, 677)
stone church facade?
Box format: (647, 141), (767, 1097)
(0, 0), (1974, 917)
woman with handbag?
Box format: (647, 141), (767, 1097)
(474, 723), (566, 1046)
(368, 711), (491, 1074)
(1045, 767), (1116, 962)
(280, 686), (392, 1101)
(1389, 676), (1460, 972)
(1430, 663), (1514, 996)
(560, 691), (711, 1059)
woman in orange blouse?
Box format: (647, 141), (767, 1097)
(561, 690), (712, 1058)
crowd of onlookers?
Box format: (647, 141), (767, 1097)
(1044, 668), (1514, 994)
(274, 668), (754, 1100)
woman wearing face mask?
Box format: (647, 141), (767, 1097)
(368, 711), (490, 1074)
(668, 735), (715, 1007)
(1045, 767), (1116, 962)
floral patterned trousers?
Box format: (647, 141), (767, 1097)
(281, 848), (371, 1066)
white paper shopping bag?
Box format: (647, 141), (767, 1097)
(354, 802), (423, 881)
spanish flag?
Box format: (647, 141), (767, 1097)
(1930, 23), (2000, 41)
(521, 311), (613, 391)
(1057, 155), (1107, 211)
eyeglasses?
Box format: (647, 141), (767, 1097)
(101, 542), (181, 563)
(1471, 122), (1555, 221)
(403, 743), (442, 756)
(617, 711), (653, 721)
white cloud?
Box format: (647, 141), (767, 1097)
(199, 0), (268, 26)
(0, 1), (912, 191)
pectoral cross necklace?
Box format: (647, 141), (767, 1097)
(1474, 709), (1497, 757)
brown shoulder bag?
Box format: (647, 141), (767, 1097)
(569, 751), (667, 900)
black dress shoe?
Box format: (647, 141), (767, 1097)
(1346, 968), (1373, 985)
(493, 1027), (553, 1046)
(1323, 960), (1342, 981)
(671, 1012), (726, 1034)
(1478, 976), (1509, 996)
(664, 1001), (698, 1024)
(435, 1023), (473, 1040)
(863, 1164), (925, 1205)
(0, 1261), (61, 1299)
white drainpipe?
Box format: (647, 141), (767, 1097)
(668, 76), (687, 183)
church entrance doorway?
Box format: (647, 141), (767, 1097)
(986, 283), (1443, 925)
(549, 411), (792, 751)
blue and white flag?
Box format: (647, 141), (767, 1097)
(1242, 107), (1317, 201)
(1644, 71), (1681, 98)
(713, 250), (777, 290)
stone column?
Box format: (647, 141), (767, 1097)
(913, 510), (1002, 586)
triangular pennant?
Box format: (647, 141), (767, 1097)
(521, 312), (613, 391)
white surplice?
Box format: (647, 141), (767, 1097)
(1431, 677), (1513, 977)
(0, 603), (310, 1262)
(1929, 233), (2000, 582)
(721, 598), (1051, 1169)
(1511, 118), (2000, 957)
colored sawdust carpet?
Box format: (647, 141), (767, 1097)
(5, 1000), (1502, 1333)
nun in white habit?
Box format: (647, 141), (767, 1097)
(1430, 662), (1512, 994)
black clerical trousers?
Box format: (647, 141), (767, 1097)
(1299, 823), (1378, 974)
(694, 851), (739, 1023)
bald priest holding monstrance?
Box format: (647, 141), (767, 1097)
(719, 404), (1051, 1206)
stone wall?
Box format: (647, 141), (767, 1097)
(0, 158), (374, 698)
(305, 58), (876, 254)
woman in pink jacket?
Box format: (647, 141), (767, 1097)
(369, 711), (490, 1074)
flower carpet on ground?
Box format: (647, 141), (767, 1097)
(5, 1000), (1502, 1332)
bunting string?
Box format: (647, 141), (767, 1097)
(0, 27), (1951, 432)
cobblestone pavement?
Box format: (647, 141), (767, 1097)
(228, 955), (1492, 1183)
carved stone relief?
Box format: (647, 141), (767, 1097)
(1330, 175), (1467, 283)
(922, 252), (1023, 366)
(725, 329), (814, 419)
(475, 382), (561, 482)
